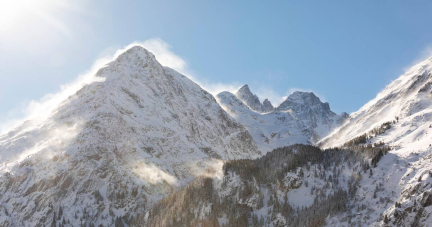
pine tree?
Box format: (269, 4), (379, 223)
(58, 206), (63, 220)
(384, 215), (389, 224)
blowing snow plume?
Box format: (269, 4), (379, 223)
(319, 56), (432, 148)
(0, 42), (259, 226)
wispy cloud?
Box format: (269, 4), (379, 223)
(0, 49), (110, 134)
(403, 44), (432, 72)
(254, 86), (287, 107)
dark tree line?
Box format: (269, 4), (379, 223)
(128, 144), (387, 227)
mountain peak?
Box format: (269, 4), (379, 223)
(234, 84), (275, 113)
(128, 45), (148, 52)
(237, 84), (251, 92)
(119, 45), (154, 58)
(126, 45), (153, 55)
(284, 91), (321, 105)
(276, 91), (333, 114)
(290, 91), (318, 99)
(235, 85), (254, 100)
(97, 45), (162, 81)
(235, 84), (265, 112)
(113, 45), (159, 67)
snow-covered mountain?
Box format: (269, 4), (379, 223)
(2, 43), (432, 227)
(0, 46), (260, 226)
(320, 57), (432, 149)
(319, 57), (432, 226)
(139, 57), (432, 227)
(217, 87), (348, 153)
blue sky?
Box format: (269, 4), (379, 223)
(1, 0), (432, 128)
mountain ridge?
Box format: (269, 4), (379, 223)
(217, 86), (348, 153)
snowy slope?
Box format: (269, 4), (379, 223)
(320, 57), (432, 149)
(217, 88), (348, 153)
(0, 46), (260, 226)
(321, 57), (432, 226)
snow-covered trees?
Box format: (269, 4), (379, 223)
(134, 144), (384, 226)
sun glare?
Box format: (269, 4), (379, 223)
(0, 0), (34, 28)
(0, 0), (61, 33)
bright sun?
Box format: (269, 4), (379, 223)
(0, 0), (62, 33)
(0, 0), (36, 28)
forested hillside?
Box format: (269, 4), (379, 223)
(132, 144), (389, 227)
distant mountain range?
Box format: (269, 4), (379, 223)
(217, 85), (348, 153)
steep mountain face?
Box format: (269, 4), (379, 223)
(319, 57), (432, 226)
(321, 57), (432, 148)
(217, 88), (348, 153)
(235, 85), (274, 113)
(0, 46), (259, 226)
